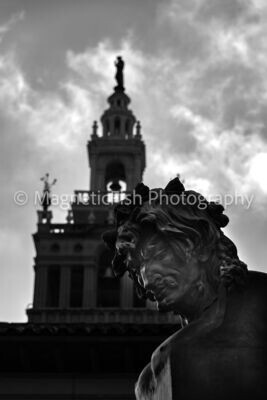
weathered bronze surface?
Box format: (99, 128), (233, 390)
(103, 177), (267, 400)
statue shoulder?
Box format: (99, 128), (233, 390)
(135, 347), (172, 400)
(135, 328), (183, 400)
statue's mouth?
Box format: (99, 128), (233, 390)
(157, 298), (172, 312)
(154, 289), (168, 303)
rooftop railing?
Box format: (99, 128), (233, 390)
(27, 307), (179, 325)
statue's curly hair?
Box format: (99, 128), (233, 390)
(102, 177), (248, 301)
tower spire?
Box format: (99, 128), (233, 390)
(87, 57), (146, 192)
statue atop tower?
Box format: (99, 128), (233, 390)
(114, 56), (124, 91)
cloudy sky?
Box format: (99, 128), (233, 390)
(0, 0), (267, 322)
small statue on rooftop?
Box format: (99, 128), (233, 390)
(40, 173), (57, 211)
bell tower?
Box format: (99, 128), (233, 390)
(88, 56), (145, 192)
(28, 57), (151, 323)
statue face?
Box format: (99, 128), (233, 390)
(140, 244), (202, 315)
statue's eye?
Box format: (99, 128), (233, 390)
(164, 277), (177, 287)
(150, 274), (163, 288)
(153, 274), (162, 284)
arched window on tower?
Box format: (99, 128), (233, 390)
(46, 265), (60, 307)
(70, 265), (84, 308)
(50, 243), (60, 253)
(105, 120), (110, 137)
(125, 119), (130, 138)
(114, 117), (121, 135)
(97, 248), (120, 307)
(74, 243), (83, 253)
(105, 160), (127, 202)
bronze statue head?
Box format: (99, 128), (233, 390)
(103, 178), (247, 320)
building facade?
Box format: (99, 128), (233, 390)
(0, 59), (179, 400)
